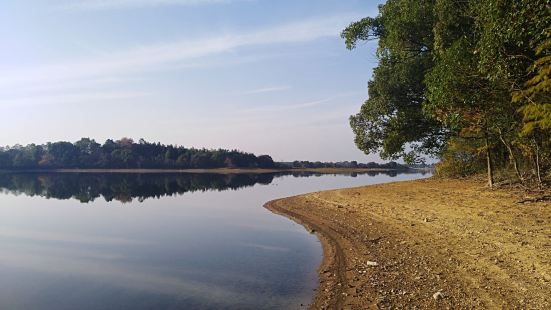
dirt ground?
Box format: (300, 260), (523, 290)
(265, 178), (551, 309)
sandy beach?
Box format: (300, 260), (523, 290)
(265, 178), (551, 309)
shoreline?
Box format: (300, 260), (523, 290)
(0, 167), (416, 174)
(264, 177), (551, 309)
(266, 197), (351, 309)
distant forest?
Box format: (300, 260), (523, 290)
(0, 138), (406, 170)
(281, 160), (409, 170)
(0, 138), (275, 169)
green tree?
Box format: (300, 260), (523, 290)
(343, 0), (447, 164)
(344, 0), (551, 186)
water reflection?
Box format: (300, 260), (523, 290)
(0, 171), (430, 310)
(0, 170), (425, 203)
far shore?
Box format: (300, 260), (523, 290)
(265, 177), (551, 309)
(0, 167), (418, 174)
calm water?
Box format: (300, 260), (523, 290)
(0, 171), (430, 310)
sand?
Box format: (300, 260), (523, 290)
(265, 178), (551, 309)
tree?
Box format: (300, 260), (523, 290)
(75, 138), (101, 168)
(513, 33), (551, 185)
(344, 0), (551, 185)
(257, 155), (275, 168)
(0, 138), (279, 170)
(344, 0), (447, 164)
(47, 142), (79, 168)
(514, 34), (551, 135)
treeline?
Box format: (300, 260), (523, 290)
(278, 160), (409, 170)
(343, 0), (550, 187)
(0, 138), (275, 169)
(0, 138), (414, 171)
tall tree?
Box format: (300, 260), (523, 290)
(344, 0), (551, 185)
(343, 0), (447, 164)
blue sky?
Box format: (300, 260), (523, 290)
(0, 0), (383, 162)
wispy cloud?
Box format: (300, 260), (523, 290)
(0, 14), (362, 106)
(239, 86), (290, 95)
(239, 91), (364, 113)
(240, 97), (333, 114)
(0, 91), (151, 108)
(59, 0), (246, 11)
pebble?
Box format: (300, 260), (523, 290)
(433, 290), (444, 300)
(366, 261), (379, 266)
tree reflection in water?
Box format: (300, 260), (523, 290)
(0, 170), (424, 204)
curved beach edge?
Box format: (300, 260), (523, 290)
(264, 178), (551, 309)
(264, 197), (350, 310)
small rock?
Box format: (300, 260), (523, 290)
(433, 290), (444, 300)
(366, 261), (379, 267)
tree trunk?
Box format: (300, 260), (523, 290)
(534, 139), (542, 187)
(485, 135), (494, 188)
(498, 131), (522, 183)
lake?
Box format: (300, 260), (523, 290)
(0, 171), (430, 310)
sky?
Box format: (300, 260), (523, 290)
(0, 0), (384, 162)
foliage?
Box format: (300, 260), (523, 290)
(280, 160), (408, 170)
(344, 0), (446, 164)
(0, 138), (275, 170)
(514, 34), (551, 136)
(343, 0), (551, 185)
(435, 138), (487, 177)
